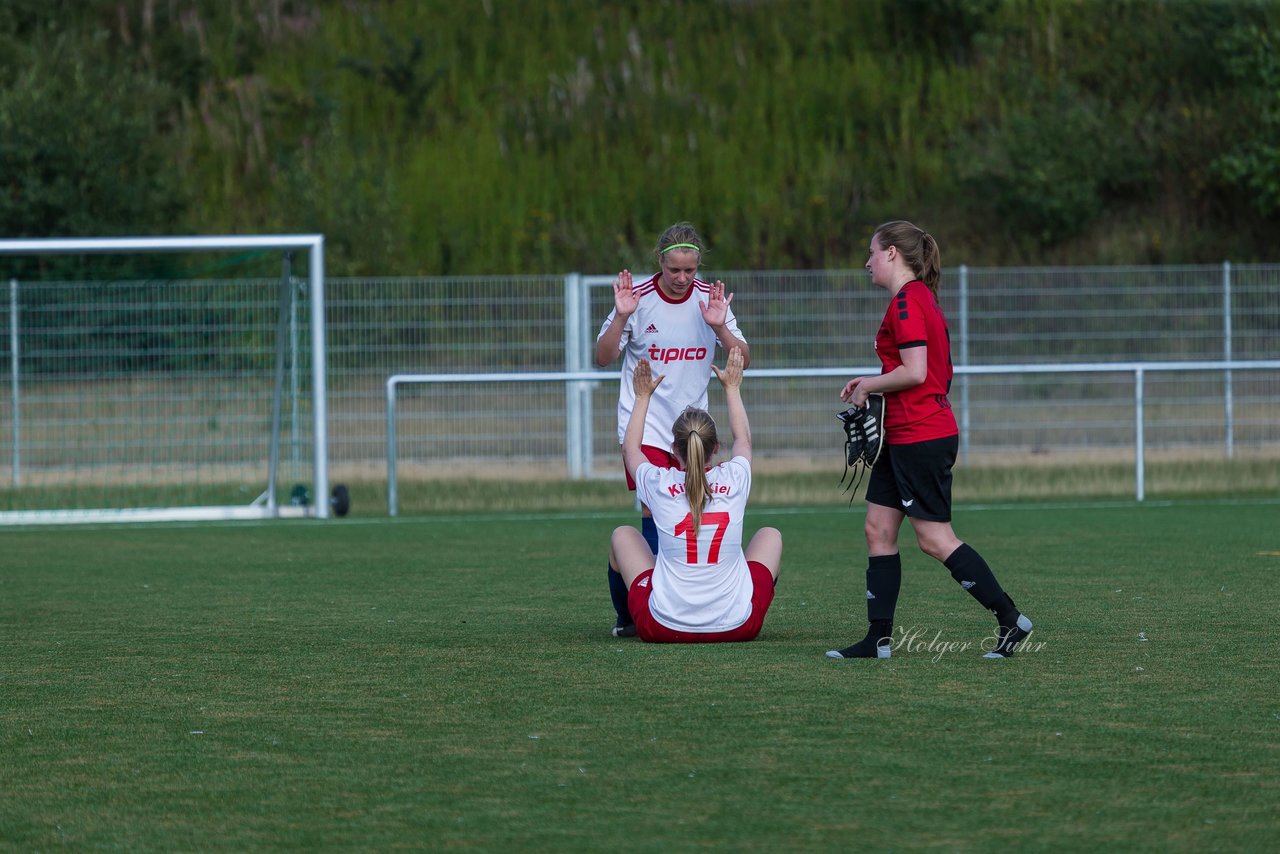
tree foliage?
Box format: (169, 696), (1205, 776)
(1212, 23), (1280, 218)
(0, 33), (184, 239)
(1, 0), (1277, 273)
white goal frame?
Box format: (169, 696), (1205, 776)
(0, 235), (329, 524)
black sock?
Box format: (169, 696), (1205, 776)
(607, 564), (632, 625)
(832, 555), (899, 658)
(944, 543), (1017, 622)
(867, 619), (893, 646)
(832, 620), (894, 657)
(866, 553), (901, 624)
(641, 516), (659, 553)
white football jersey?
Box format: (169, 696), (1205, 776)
(597, 274), (746, 449)
(635, 456), (754, 632)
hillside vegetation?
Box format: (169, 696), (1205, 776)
(2, 0), (1278, 275)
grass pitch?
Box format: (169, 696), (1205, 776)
(2, 499), (1278, 850)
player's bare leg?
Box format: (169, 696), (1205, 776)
(607, 526), (653, 637)
(744, 527), (782, 581)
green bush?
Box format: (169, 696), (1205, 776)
(2, 0), (1279, 273)
(1212, 24), (1280, 217)
(0, 36), (184, 240)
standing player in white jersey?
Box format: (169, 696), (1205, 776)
(608, 348), (782, 642)
(595, 222), (751, 637)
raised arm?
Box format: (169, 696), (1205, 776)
(594, 269), (639, 367)
(699, 281), (751, 368)
(622, 358), (664, 478)
(711, 347), (751, 463)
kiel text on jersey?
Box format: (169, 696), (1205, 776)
(667, 480), (733, 498)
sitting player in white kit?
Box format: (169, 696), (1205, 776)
(595, 222), (751, 637)
(606, 348), (782, 642)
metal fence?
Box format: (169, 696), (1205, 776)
(3, 261), (1279, 514)
(359, 263), (1280, 482)
(385, 359), (1280, 513)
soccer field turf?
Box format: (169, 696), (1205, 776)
(3, 499), (1278, 850)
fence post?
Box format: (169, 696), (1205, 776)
(579, 274), (595, 479)
(1134, 367), (1145, 502)
(9, 278), (18, 487)
(387, 378), (399, 517)
(564, 273), (584, 479)
(1223, 260), (1234, 459)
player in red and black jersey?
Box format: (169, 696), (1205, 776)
(826, 220), (1035, 660)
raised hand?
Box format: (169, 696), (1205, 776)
(699, 280), (733, 329)
(633, 358), (665, 398)
(712, 346), (744, 391)
(613, 269), (639, 318)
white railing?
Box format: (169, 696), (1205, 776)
(385, 359), (1280, 515)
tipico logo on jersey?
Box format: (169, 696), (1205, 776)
(648, 345), (708, 363)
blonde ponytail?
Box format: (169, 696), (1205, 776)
(672, 407), (718, 536)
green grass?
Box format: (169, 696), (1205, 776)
(2, 499), (1279, 850)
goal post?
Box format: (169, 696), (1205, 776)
(0, 234), (330, 524)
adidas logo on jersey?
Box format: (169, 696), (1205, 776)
(639, 577), (650, 588)
(644, 323), (659, 333)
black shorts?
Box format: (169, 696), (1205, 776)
(865, 434), (958, 523)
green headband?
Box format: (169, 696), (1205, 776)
(660, 243), (702, 254)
